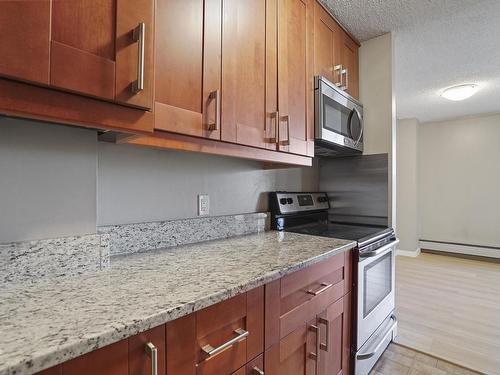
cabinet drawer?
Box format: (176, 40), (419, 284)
(231, 354), (264, 375)
(280, 252), (345, 316)
(196, 287), (264, 375)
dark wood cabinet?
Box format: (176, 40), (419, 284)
(264, 250), (353, 375)
(62, 340), (128, 375)
(264, 318), (319, 375)
(277, 0), (314, 157)
(50, 0), (154, 108)
(0, 0), (50, 84)
(313, 0), (341, 85)
(129, 325), (166, 375)
(166, 287), (264, 375)
(221, 0), (269, 149)
(318, 295), (351, 375)
(313, 1), (359, 99)
(154, 0), (221, 140)
(0, 0), (154, 109)
(339, 32), (359, 99)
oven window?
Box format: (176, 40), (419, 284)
(363, 252), (392, 318)
(323, 94), (351, 137)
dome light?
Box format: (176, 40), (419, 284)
(441, 84), (478, 101)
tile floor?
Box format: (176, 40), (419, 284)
(370, 343), (482, 375)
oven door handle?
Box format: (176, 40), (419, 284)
(356, 315), (397, 360)
(359, 239), (399, 258)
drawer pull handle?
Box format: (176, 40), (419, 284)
(145, 342), (158, 375)
(131, 22), (145, 93)
(307, 282), (333, 296)
(201, 328), (249, 357)
(252, 367), (265, 375)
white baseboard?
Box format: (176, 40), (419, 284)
(396, 248), (421, 257)
(419, 240), (500, 259)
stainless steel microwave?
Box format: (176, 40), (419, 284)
(314, 76), (364, 156)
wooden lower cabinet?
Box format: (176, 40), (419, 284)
(264, 317), (319, 375)
(62, 340), (128, 375)
(129, 325), (166, 375)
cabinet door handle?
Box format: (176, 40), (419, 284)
(334, 64), (343, 88)
(145, 342), (158, 375)
(344, 68), (349, 91)
(131, 22), (146, 93)
(266, 111), (279, 143)
(279, 115), (290, 146)
(252, 367), (265, 375)
(208, 89), (221, 131)
(202, 328), (249, 357)
(318, 317), (330, 352)
(308, 325), (320, 361)
(307, 282), (333, 296)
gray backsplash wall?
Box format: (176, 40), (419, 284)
(0, 117), (318, 243)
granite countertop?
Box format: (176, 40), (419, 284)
(0, 231), (355, 375)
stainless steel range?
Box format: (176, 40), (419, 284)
(270, 191), (399, 375)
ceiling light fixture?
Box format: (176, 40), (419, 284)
(441, 84), (478, 101)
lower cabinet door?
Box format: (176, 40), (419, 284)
(62, 340), (128, 375)
(129, 325), (166, 375)
(264, 318), (318, 375)
(318, 293), (351, 375)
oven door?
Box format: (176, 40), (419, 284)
(356, 239), (398, 348)
(315, 76), (363, 152)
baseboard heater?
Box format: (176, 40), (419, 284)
(419, 239), (500, 259)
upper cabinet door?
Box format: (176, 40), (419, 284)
(340, 32), (359, 99)
(0, 0), (50, 84)
(221, 0), (268, 149)
(50, 0), (153, 108)
(154, 0), (221, 140)
(313, 1), (341, 85)
(277, 0), (314, 156)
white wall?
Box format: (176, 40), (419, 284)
(396, 118), (419, 253)
(0, 117), (317, 242)
(0, 118), (97, 242)
(418, 113), (500, 248)
(98, 143), (317, 225)
(359, 32), (396, 227)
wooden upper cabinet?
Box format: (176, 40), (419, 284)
(313, 1), (341, 85)
(0, 0), (50, 84)
(313, 1), (359, 99)
(277, 0), (314, 157)
(50, 0), (153, 108)
(221, 0), (268, 149)
(340, 32), (359, 99)
(154, 0), (221, 140)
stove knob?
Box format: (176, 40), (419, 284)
(287, 198), (293, 204)
(279, 198), (287, 205)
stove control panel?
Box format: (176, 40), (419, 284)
(272, 192), (330, 214)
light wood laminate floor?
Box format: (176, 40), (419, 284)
(371, 343), (481, 375)
(394, 253), (500, 374)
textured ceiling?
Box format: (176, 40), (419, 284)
(321, 0), (500, 123)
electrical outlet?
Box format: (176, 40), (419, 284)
(198, 194), (210, 216)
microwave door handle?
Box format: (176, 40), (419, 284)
(349, 107), (364, 146)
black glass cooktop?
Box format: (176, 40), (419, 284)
(286, 222), (391, 244)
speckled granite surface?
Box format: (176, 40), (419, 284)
(0, 234), (110, 285)
(99, 212), (268, 255)
(0, 231), (354, 375)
